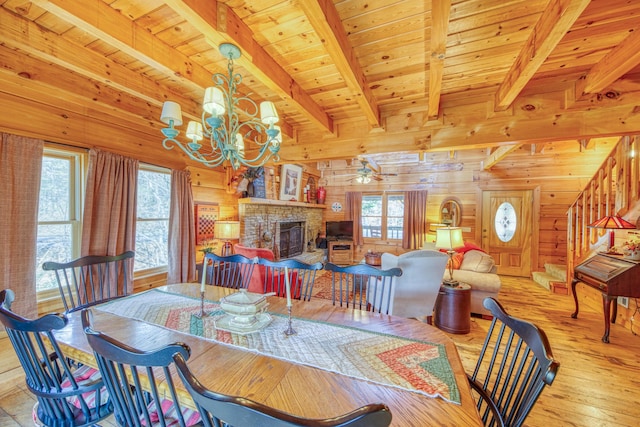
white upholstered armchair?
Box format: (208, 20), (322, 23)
(370, 250), (448, 320)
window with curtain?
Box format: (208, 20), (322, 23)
(361, 193), (404, 240)
(135, 165), (171, 272)
(36, 147), (85, 293)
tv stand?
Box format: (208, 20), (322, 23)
(328, 240), (353, 265)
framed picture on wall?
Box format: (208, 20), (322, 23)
(279, 164), (303, 201)
(194, 202), (219, 244)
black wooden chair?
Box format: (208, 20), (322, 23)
(323, 263), (402, 314)
(42, 251), (135, 313)
(81, 308), (201, 427)
(468, 297), (560, 427)
(173, 352), (392, 427)
(203, 253), (257, 289)
(0, 290), (113, 427)
(257, 258), (324, 301)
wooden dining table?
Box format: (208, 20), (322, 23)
(53, 283), (483, 426)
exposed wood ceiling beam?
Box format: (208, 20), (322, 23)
(481, 144), (523, 170)
(531, 143), (547, 154)
(494, 0), (591, 111)
(427, 0), (451, 121)
(32, 0), (302, 139)
(299, 0), (380, 128)
(579, 138), (595, 151)
(286, 84), (640, 162)
(163, 0), (334, 135)
(31, 0), (205, 94)
(0, 7), (198, 115)
(576, 28), (640, 98)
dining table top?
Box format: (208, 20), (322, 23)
(54, 283), (483, 427)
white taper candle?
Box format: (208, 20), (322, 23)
(201, 260), (207, 292)
(284, 266), (292, 307)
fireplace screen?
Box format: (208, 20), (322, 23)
(279, 221), (304, 258)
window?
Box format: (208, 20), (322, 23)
(362, 193), (404, 240)
(494, 202), (517, 242)
(36, 148), (84, 292)
(135, 165), (171, 272)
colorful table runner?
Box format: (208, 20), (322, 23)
(97, 289), (461, 404)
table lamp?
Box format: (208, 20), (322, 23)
(435, 226), (464, 287)
(215, 220), (240, 256)
(587, 215), (636, 253)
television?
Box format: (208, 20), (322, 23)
(326, 220), (354, 241)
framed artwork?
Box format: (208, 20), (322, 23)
(194, 202), (219, 244)
(279, 164), (303, 201)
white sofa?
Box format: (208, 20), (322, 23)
(369, 250), (448, 319)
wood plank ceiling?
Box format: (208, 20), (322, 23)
(2, 0), (640, 169)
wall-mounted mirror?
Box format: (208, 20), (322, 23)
(440, 198), (462, 227)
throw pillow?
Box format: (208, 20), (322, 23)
(460, 250), (495, 273)
(446, 252), (464, 270)
(457, 241), (486, 254)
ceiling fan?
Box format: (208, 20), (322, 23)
(350, 157), (397, 183)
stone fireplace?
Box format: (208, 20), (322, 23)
(237, 198), (325, 259)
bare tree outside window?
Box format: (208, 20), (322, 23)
(362, 193), (404, 240)
(135, 167), (170, 271)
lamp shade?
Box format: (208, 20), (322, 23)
(260, 101), (279, 125)
(215, 221), (240, 240)
(435, 227), (464, 251)
(587, 215), (636, 229)
(160, 101), (183, 126)
(186, 121), (203, 141)
(203, 87), (225, 116)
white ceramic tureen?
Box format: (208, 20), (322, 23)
(215, 289), (272, 334)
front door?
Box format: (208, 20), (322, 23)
(481, 190), (536, 277)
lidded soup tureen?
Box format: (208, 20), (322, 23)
(215, 289), (271, 334)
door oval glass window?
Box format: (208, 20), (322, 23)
(494, 202), (516, 242)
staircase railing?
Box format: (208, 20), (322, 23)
(567, 135), (640, 280)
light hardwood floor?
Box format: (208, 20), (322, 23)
(1, 276), (639, 426)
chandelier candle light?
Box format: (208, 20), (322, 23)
(160, 43), (281, 170)
(435, 227), (465, 287)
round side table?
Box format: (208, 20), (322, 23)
(434, 283), (471, 334)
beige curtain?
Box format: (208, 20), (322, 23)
(167, 169), (196, 284)
(403, 190), (428, 249)
(345, 192), (364, 245)
(82, 149), (138, 293)
(0, 134), (43, 317)
(402, 190), (428, 249)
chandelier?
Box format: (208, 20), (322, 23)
(159, 43), (281, 170)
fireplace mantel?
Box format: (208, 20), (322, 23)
(238, 198), (326, 209)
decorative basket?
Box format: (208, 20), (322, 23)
(365, 252), (382, 266)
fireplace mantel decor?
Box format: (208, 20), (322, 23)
(280, 164), (302, 202)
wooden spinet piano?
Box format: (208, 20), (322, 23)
(572, 252), (640, 343)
